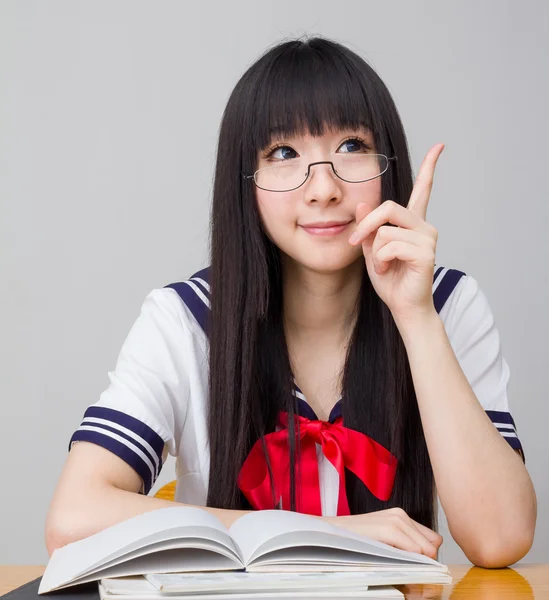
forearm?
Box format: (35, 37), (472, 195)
(396, 311), (536, 567)
(46, 482), (251, 555)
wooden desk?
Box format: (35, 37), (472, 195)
(1, 565), (548, 598)
(1, 568), (45, 597)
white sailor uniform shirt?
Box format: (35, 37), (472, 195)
(69, 266), (524, 516)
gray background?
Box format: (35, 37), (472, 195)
(0, 0), (547, 565)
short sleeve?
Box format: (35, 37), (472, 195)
(69, 289), (192, 494)
(440, 274), (524, 459)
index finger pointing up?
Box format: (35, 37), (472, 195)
(407, 143), (445, 219)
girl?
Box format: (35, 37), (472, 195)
(45, 37), (536, 568)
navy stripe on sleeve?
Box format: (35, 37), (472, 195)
(83, 421), (160, 479)
(82, 406), (164, 457)
(68, 406), (165, 494)
(485, 410), (524, 458)
(433, 268), (466, 313)
(70, 428), (155, 493)
(433, 266), (444, 283)
(486, 410), (517, 429)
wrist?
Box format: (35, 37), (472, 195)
(393, 307), (444, 348)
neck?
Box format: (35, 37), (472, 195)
(282, 257), (364, 341)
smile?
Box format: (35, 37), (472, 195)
(299, 221), (352, 237)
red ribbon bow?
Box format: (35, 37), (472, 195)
(237, 412), (398, 516)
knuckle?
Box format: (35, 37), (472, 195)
(377, 225), (391, 239)
(389, 514), (400, 523)
(379, 200), (395, 216)
(426, 224), (438, 241)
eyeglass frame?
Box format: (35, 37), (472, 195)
(241, 155), (398, 193)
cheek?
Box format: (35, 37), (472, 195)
(348, 178), (383, 210)
(256, 190), (296, 238)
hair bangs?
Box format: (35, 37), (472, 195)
(249, 41), (376, 155)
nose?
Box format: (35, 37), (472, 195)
(302, 161), (342, 205)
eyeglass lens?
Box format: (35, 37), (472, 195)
(255, 154), (389, 192)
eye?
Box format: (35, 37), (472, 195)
(338, 137), (372, 153)
(264, 144), (299, 161)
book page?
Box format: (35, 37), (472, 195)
(246, 546), (449, 577)
(144, 567), (451, 591)
(39, 506), (242, 594)
(75, 538), (242, 581)
(144, 570), (376, 593)
(67, 548), (239, 588)
(99, 581), (404, 600)
(230, 510), (441, 567)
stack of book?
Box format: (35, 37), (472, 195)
(38, 507), (451, 599)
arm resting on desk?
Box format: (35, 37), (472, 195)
(45, 442), (251, 555)
(398, 312), (537, 568)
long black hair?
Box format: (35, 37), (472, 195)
(207, 36), (436, 529)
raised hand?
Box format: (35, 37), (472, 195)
(349, 144), (445, 327)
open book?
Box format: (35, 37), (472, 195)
(39, 507), (451, 595)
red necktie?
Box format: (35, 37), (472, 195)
(237, 412), (398, 516)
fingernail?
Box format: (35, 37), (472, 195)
(349, 232), (359, 244)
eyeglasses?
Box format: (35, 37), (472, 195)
(242, 154), (397, 193)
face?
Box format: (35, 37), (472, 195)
(255, 127), (383, 274)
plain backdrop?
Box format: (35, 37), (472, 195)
(0, 0), (547, 565)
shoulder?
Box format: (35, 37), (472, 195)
(433, 266), (494, 335)
(112, 275), (210, 370)
(134, 288), (203, 342)
(163, 267), (211, 338)
(142, 267), (211, 335)
(433, 266), (508, 403)
(433, 266), (503, 362)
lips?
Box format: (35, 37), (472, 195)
(302, 220), (351, 228)
(299, 220), (352, 237)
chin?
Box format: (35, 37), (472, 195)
(286, 247), (363, 275)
